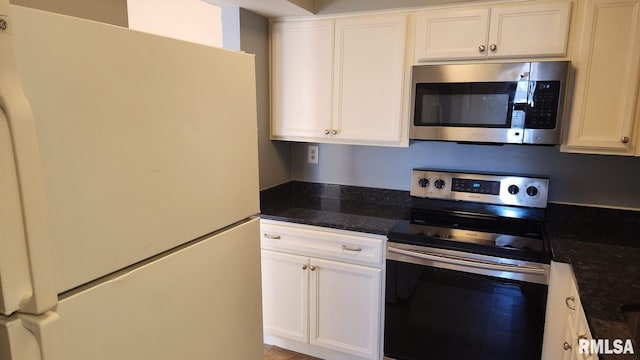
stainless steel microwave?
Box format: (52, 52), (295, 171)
(410, 61), (570, 145)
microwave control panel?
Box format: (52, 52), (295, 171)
(525, 81), (561, 129)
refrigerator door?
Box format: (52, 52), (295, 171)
(0, 1), (57, 316)
(2, 218), (263, 360)
(9, 5), (260, 294)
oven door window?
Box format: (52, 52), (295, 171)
(414, 82), (522, 128)
(384, 259), (547, 360)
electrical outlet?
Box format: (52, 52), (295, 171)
(307, 145), (319, 164)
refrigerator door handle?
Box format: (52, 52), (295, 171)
(1, 312), (63, 360)
(20, 312), (63, 360)
(0, 6), (57, 315)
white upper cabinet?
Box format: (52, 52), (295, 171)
(488, 2), (572, 58)
(270, 20), (334, 140)
(270, 13), (409, 146)
(414, 1), (572, 62)
(562, 0), (640, 155)
(333, 14), (408, 144)
(414, 8), (490, 61)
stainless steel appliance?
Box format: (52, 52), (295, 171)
(410, 61), (570, 145)
(384, 169), (552, 360)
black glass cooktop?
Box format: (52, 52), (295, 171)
(388, 209), (551, 264)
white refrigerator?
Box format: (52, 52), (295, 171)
(0, 3), (263, 359)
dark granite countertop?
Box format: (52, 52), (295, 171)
(260, 181), (411, 235)
(260, 181), (640, 358)
(546, 204), (640, 359)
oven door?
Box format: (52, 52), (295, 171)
(384, 243), (548, 360)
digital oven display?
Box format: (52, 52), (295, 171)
(452, 178), (500, 195)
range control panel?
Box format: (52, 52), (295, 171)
(410, 169), (549, 208)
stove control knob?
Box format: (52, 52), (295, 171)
(508, 185), (520, 195)
(434, 179), (446, 189)
(526, 186), (538, 197)
(418, 178), (429, 188)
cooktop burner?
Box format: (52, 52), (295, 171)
(388, 169), (552, 264)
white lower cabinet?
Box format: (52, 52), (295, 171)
(309, 258), (381, 358)
(542, 262), (598, 360)
(260, 220), (385, 360)
(261, 250), (310, 343)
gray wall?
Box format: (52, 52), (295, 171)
(10, 0), (128, 26)
(223, 8), (292, 191)
(291, 142), (640, 209)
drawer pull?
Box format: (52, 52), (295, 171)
(563, 341), (572, 351)
(263, 233), (281, 240)
(566, 296), (576, 310)
(342, 244), (362, 252)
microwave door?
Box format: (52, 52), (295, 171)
(411, 82), (525, 144)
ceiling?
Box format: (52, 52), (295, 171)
(201, 0), (314, 17)
(203, 0), (477, 17)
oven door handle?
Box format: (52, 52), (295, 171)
(387, 246), (547, 276)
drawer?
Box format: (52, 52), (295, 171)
(260, 220), (385, 268)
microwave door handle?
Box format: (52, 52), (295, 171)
(387, 246), (546, 276)
(512, 102), (528, 111)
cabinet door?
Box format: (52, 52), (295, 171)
(333, 14), (408, 145)
(542, 262), (573, 359)
(542, 262), (599, 360)
(270, 20), (334, 141)
(563, 0), (640, 155)
(487, 2), (571, 58)
(309, 258), (382, 360)
(261, 250), (309, 343)
(414, 8), (490, 61)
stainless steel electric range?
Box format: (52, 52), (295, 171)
(384, 169), (552, 360)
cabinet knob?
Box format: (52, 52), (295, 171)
(565, 296), (576, 310)
(563, 342), (572, 351)
(478, 44), (486, 53)
(621, 136), (630, 144)
(489, 44), (497, 52)
(331, 129), (338, 135)
(302, 264), (308, 270)
(323, 129), (330, 135)
(310, 265), (317, 271)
